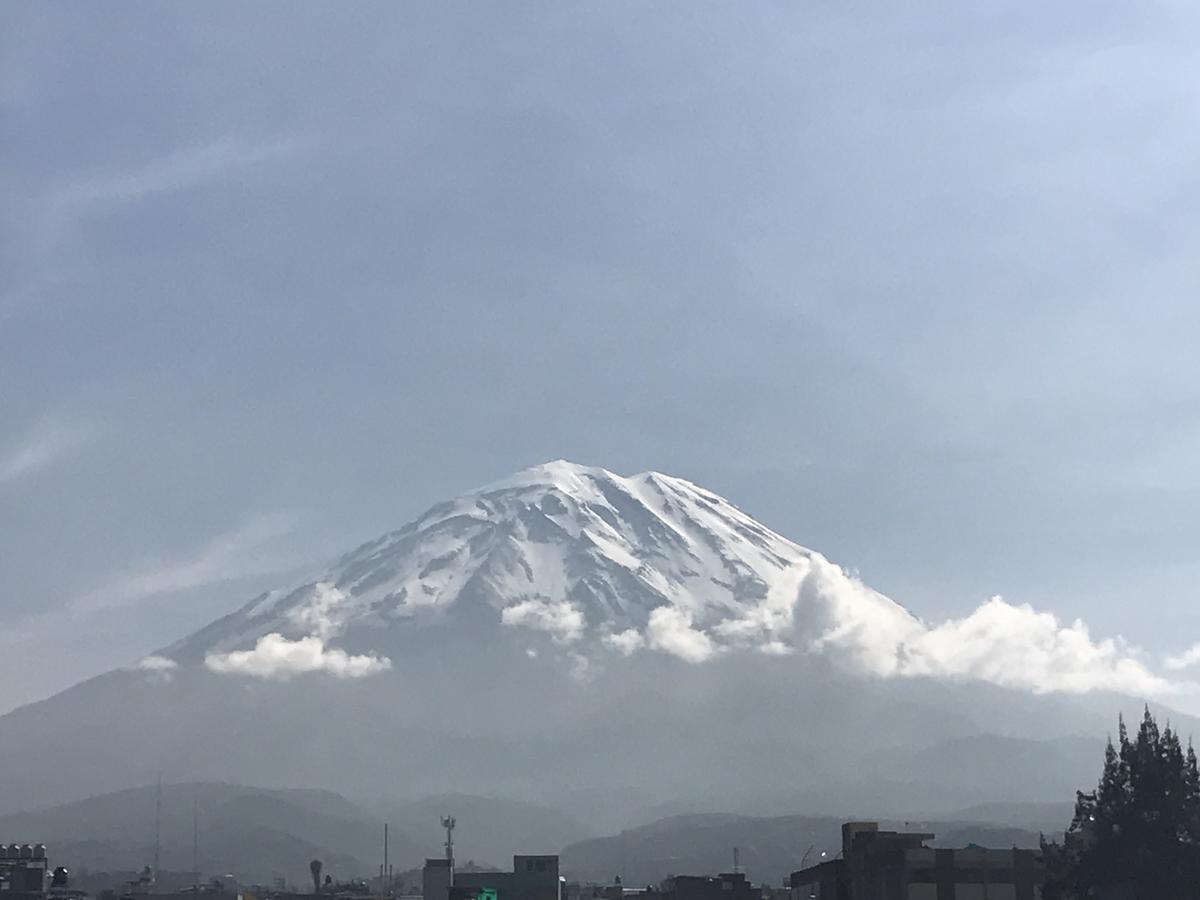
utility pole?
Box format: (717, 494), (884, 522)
(193, 796), (199, 891)
(153, 773), (162, 884)
(383, 824), (389, 899)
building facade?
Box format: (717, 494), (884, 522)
(0, 844), (49, 900)
(424, 859), (454, 900)
(430, 856), (560, 900)
(658, 873), (756, 900)
(791, 823), (1043, 900)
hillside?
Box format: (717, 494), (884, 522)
(378, 794), (594, 869)
(560, 814), (1043, 886)
(0, 462), (1184, 823)
(0, 783), (427, 885)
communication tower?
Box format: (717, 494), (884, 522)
(441, 816), (456, 871)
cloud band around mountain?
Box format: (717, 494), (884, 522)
(204, 634), (391, 680)
(174, 463), (1187, 700)
(600, 555), (1178, 699)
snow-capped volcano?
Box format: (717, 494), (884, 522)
(170, 460), (921, 672)
(0, 460), (1182, 815)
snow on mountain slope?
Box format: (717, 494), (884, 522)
(167, 460), (919, 670)
(158, 460), (1171, 698)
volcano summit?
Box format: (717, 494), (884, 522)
(0, 461), (1176, 817)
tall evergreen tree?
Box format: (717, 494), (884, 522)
(1046, 707), (1200, 899)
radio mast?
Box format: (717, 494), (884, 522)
(441, 816), (456, 872)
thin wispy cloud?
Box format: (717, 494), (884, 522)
(0, 414), (91, 485)
(69, 512), (300, 617)
(4, 133), (301, 320)
(43, 134), (298, 224)
(134, 654), (179, 685)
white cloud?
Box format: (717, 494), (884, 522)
(135, 654), (179, 684)
(605, 628), (645, 656)
(501, 597), (584, 642)
(0, 414), (90, 485)
(890, 597), (1172, 696)
(759, 640), (794, 657)
(646, 607), (717, 663)
(205, 633), (391, 681)
(287, 582), (349, 640)
(136, 655), (178, 672)
(70, 512), (298, 616)
(790, 555), (1176, 697)
(1165, 643), (1200, 672)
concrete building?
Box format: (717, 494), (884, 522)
(659, 873), (756, 900)
(0, 844), (50, 900)
(447, 856), (560, 900)
(790, 823), (1043, 900)
(424, 859), (454, 900)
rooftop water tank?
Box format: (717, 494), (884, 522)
(33, 845), (46, 860)
(19, 844), (33, 859)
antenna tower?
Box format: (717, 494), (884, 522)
(441, 816), (456, 870)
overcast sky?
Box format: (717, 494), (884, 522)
(3, 2), (1200, 714)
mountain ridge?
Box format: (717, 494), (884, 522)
(0, 460), (1185, 819)
(159, 459), (920, 680)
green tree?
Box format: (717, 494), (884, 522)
(1044, 707), (1200, 900)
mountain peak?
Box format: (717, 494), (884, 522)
(480, 458), (618, 493)
(169, 461), (918, 673)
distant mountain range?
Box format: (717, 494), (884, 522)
(561, 813), (1045, 886)
(0, 783), (400, 885)
(0, 462), (1181, 830)
(0, 783), (592, 886)
(0, 781), (1055, 889)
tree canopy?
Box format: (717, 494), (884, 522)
(1043, 707), (1200, 899)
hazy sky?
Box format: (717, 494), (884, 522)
(3, 2), (1200, 713)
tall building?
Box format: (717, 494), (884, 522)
(424, 859), (454, 900)
(658, 873), (757, 900)
(790, 822), (1043, 900)
(0, 844), (50, 900)
(449, 856), (561, 900)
